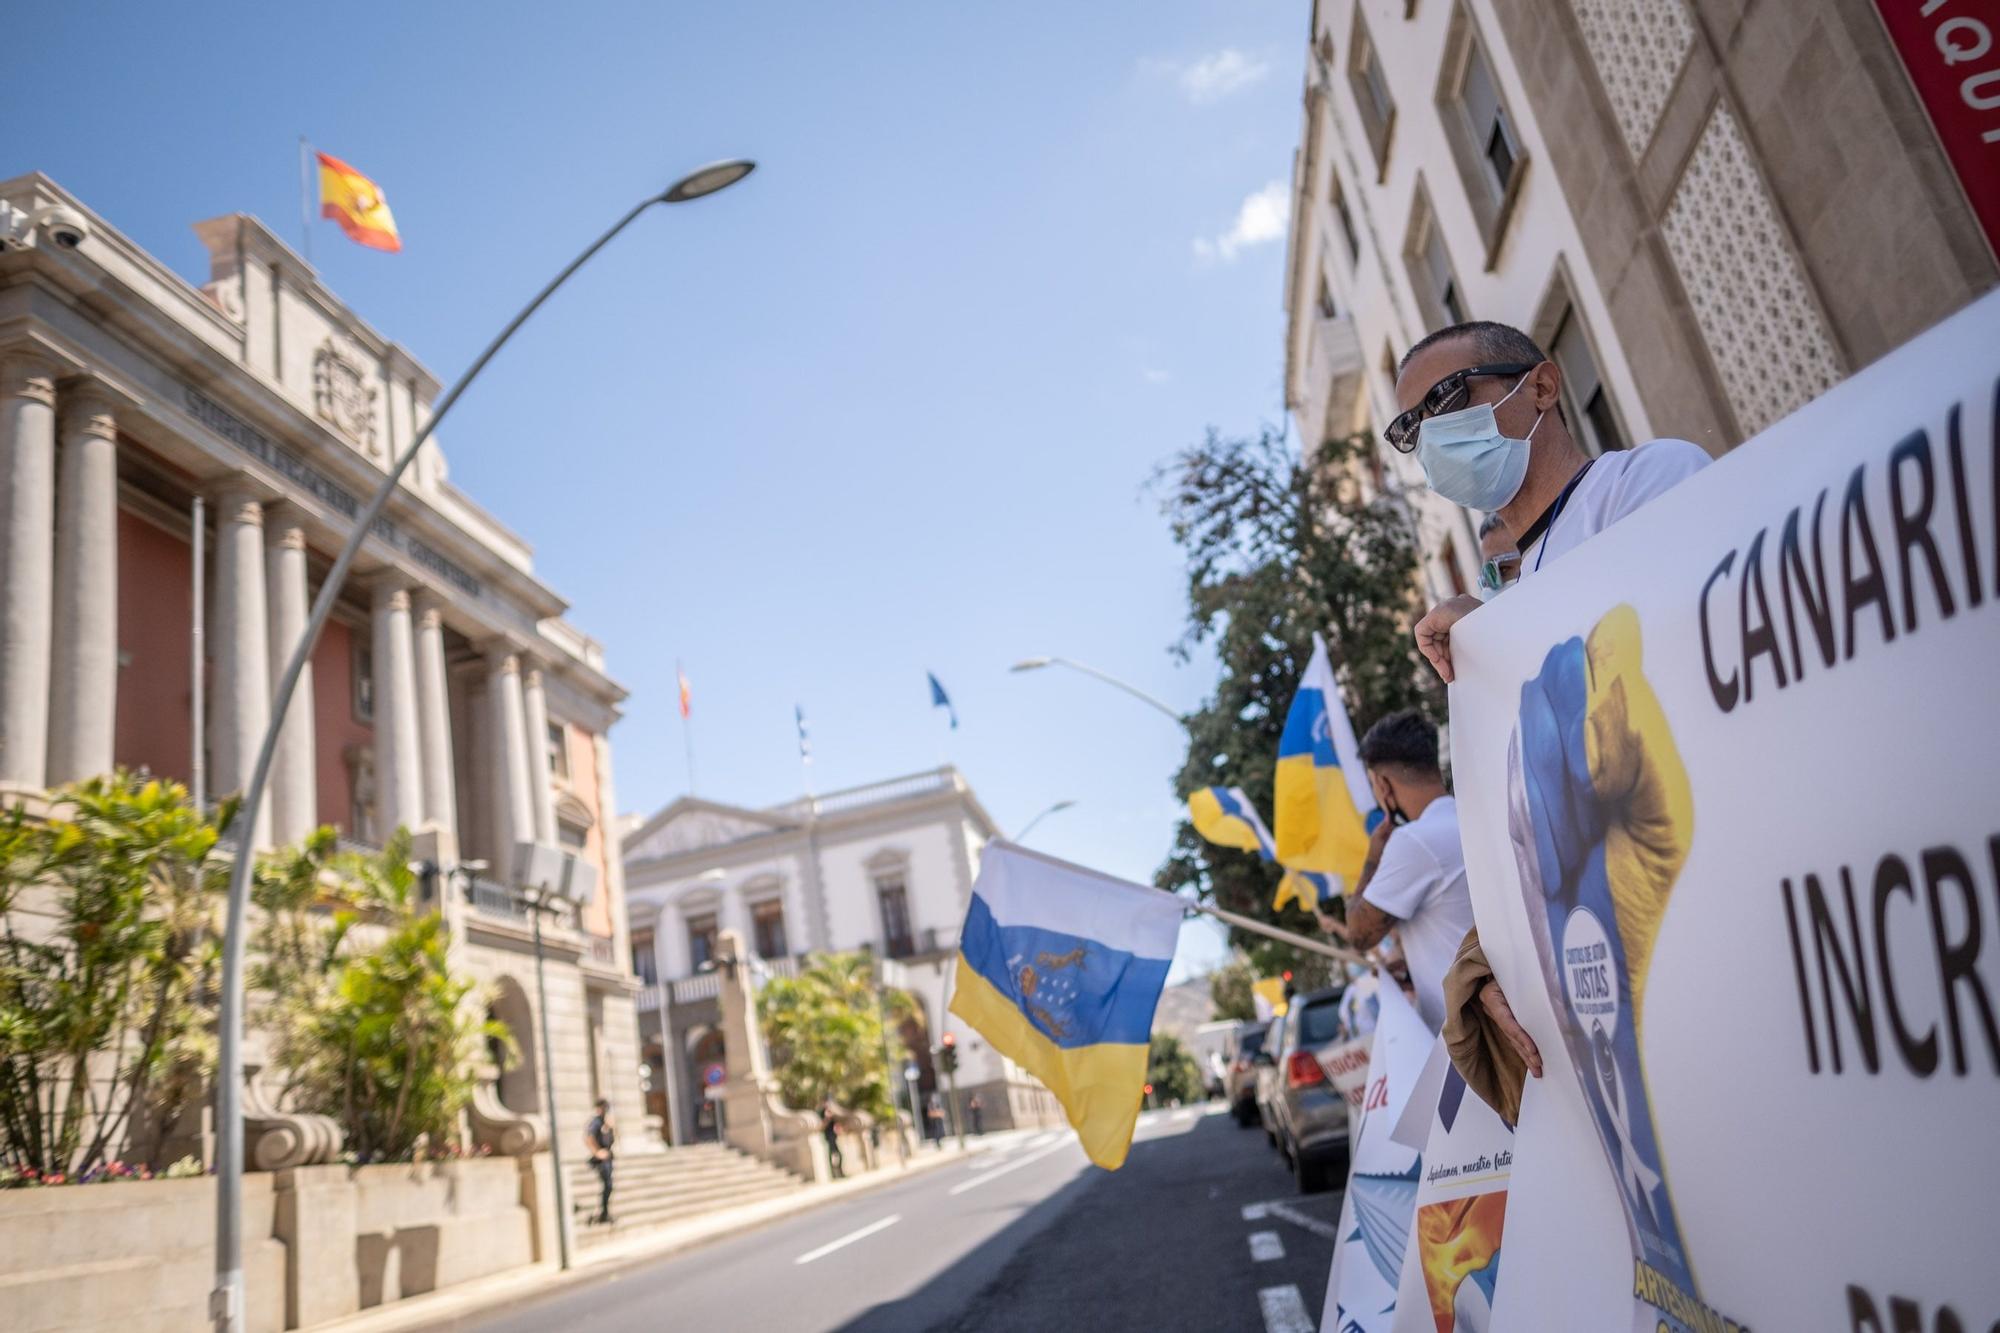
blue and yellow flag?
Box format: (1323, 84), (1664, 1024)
(1188, 786), (1276, 859)
(1272, 632), (1377, 909)
(1189, 785), (1330, 914)
(948, 842), (1182, 1169)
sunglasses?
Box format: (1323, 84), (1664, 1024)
(1479, 551), (1521, 593)
(1383, 362), (1538, 453)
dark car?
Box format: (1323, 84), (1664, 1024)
(1225, 1021), (1270, 1127)
(1264, 986), (1352, 1193)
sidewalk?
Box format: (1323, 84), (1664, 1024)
(313, 1129), (1044, 1333)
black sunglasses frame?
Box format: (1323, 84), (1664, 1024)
(1384, 362), (1538, 453)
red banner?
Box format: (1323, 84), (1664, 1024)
(1872, 0), (2000, 258)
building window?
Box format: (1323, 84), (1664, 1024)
(546, 722), (569, 782)
(1437, 7), (1529, 265)
(1549, 304), (1628, 454)
(876, 877), (914, 958)
(687, 913), (718, 970)
(352, 640), (375, 722)
(630, 930), (658, 985)
(1317, 275), (1339, 320)
(751, 899), (788, 960)
(1405, 189), (1467, 331)
(1329, 171), (1360, 268)
(557, 820), (588, 852)
(1347, 10), (1396, 177)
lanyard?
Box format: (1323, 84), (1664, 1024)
(1521, 458), (1596, 573)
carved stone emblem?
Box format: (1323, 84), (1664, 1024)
(313, 338), (379, 456)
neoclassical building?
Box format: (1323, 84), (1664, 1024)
(0, 172), (648, 1160)
(623, 767), (1062, 1145)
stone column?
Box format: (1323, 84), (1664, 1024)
(486, 648), (535, 874)
(369, 581), (424, 838)
(411, 593), (458, 848)
(212, 486), (272, 848)
(47, 386), (118, 785)
(520, 660), (557, 845)
(0, 354), (57, 790)
(263, 504), (317, 846)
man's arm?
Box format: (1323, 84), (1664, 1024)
(1322, 820), (1399, 950)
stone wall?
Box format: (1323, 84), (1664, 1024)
(0, 1155), (550, 1332)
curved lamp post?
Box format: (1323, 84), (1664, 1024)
(210, 159), (756, 1332)
(1008, 655), (1183, 726)
(1013, 798), (1076, 843)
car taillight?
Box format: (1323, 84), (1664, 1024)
(1286, 1050), (1325, 1089)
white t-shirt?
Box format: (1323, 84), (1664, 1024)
(1519, 438), (1711, 577)
(1361, 795), (1473, 1033)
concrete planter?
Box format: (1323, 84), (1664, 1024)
(0, 1155), (543, 1332)
(0, 1175), (286, 1333)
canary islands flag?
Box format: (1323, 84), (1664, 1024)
(316, 150), (402, 252)
(949, 842), (1182, 1170)
(1188, 786), (1276, 859)
(1272, 632), (1375, 906)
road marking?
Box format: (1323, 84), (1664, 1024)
(1264, 1200), (1340, 1241)
(948, 1136), (1073, 1195)
(1248, 1230), (1285, 1262)
(1241, 1202), (1271, 1221)
(793, 1214), (901, 1265)
(1258, 1285), (1314, 1333)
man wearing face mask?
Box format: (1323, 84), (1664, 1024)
(1388, 320), (1709, 1112)
(1390, 321), (1710, 681)
(1319, 710), (1471, 1034)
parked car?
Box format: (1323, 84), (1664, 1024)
(1225, 1021), (1271, 1127)
(1264, 986), (1352, 1193)
(1252, 1014), (1287, 1147)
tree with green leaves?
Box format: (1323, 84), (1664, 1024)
(0, 774), (229, 1177)
(1145, 1033), (1204, 1106)
(1207, 957), (1257, 1023)
(1155, 427), (1438, 989)
(758, 951), (915, 1122)
(256, 828), (507, 1161)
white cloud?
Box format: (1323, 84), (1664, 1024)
(1177, 48), (1270, 104)
(1194, 180), (1290, 264)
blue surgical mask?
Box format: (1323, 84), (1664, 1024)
(1416, 376), (1544, 511)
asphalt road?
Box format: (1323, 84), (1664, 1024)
(464, 1103), (1342, 1332)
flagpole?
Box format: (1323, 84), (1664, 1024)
(986, 839), (1366, 966)
(297, 137), (313, 264)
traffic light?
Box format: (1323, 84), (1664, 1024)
(938, 1031), (959, 1076)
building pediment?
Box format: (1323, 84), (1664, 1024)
(622, 797), (797, 863)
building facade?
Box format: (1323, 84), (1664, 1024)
(0, 173), (649, 1160)
(623, 767), (1061, 1144)
(1283, 0), (1998, 582)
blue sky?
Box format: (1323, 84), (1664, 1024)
(7, 2), (1308, 979)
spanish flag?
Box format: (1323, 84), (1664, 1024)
(316, 151), (401, 253)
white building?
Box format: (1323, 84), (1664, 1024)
(622, 766), (1060, 1142)
(1282, 0), (1995, 581)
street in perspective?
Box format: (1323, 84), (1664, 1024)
(2, 3), (1995, 1332)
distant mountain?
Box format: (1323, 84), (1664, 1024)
(1151, 975), (1218, 1045)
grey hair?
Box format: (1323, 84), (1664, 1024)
(1398, 320), (1548, 377)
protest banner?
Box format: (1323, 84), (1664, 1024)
(1321, 978), (1431, 1333)
(1389, 1038), (1514, 1333)
(1446, 290), (2000, 1331)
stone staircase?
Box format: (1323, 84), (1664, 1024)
(569, 1143), (806, 1246)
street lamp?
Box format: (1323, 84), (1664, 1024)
(1009, 656), (1184, 726)
(1013, 799), (1076, 843)
(209, 158), (756, 1333)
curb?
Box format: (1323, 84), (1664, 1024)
(309, 1132), (1041, 1332)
